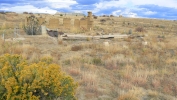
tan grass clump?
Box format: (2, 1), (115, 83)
(80, 71), (98, 93)
(118, 94), (139, 100)
(68, 67), (81, 76)
(71, 45), (82, 51)
(135, 27), (145, 32)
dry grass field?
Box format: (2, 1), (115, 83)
(0, 13), (177, 100)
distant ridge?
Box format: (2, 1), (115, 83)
(55, 12), (85, 16)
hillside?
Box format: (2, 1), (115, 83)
(0, 12), (177, 100)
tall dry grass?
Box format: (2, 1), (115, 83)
(0, 38), (4, 55)
(80, 71), (98, 93)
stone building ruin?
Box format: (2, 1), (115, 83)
(36, 12), (94, 33)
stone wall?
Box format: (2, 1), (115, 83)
(80, 18), (88, 30)
(0, 21), (24, 29)
(38, 18), (46, 25)
(2, 22), (16, 29)
(74, 19), (80, 29)
(48, 18), (59, 29)
(24, 12), (94, 32)
(63, 18), (71, 29)
(87, 12), (93, 30)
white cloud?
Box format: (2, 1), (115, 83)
(94, 0), (126, 10)
(92, 0), (125, 14)
(0, 0), (78, 14)
(120, 9), (139, 17)
(126, 12), (138, 17)
(93, 0), (140, 17)
(131, 0), (177, 8)
(92, 0), (177, 18)
(1, 5), (57, 14)
(144, 11), (157, 15)
(112, 10), (121, 16)
(93, 0), (177, 14)
(44, 0), (77, 9)
(0, 0), (176, 19)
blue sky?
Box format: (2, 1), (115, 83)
(0, 0), (177, 20)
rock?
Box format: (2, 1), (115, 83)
(13, 38), (25, 41)
(58, 35), (63, 40)
(145, 34), (148, 37)
(123, 45), (128, 49)
(104, 42), (109, 47)
(142, 41), (148, 45)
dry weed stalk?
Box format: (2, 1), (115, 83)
(80, 71), (98, 93)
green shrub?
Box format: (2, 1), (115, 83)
(23, 15), (42, 35)
(92, 57), (102, 65)
(0, 54), (78, 100)
(128, 29), (132, 34)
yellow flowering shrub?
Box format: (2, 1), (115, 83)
(0, 54), (78, 100)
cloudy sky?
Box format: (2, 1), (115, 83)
(0, 0), (177, 20)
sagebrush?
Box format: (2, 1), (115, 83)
(0, 54), (78, 100)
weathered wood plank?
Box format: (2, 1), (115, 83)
(61, 34), (129, 40)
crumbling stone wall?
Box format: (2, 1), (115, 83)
(74, 19), (80, 29)
(48, 18), (59, 29)
(38, 18), (46, 25)
(3, 22), (15, 29)
(25, 12), (94, 32)
(63, 18), (71, 29)
(80, 18), (88, 30)
(87, 12), (93, 30)
(1, 21), (23, 29)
